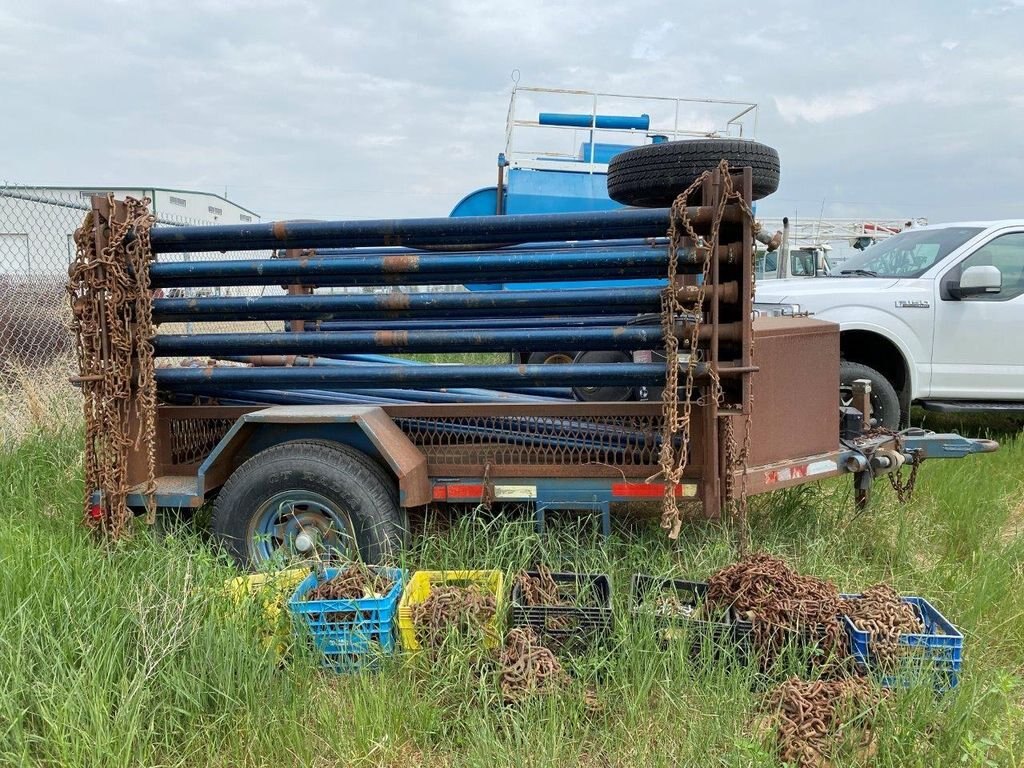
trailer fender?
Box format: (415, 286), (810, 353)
(197, 405), (430, 507)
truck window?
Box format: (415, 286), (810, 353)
(837, 227), (982, 278)
(952, 232), (1024, 301)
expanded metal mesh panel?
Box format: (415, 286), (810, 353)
(167, 417), (234, 466)
(394, 414), (666, 468)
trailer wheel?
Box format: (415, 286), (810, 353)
(212, 440), (404, 569)
(606, 139), (781, 207)
(840, 361), (900, 430)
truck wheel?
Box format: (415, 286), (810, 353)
(212, 440), (404, 569)
(607, 139), (781, 207)
(527, 351), (577, 365)
(840, 362), (901, 430)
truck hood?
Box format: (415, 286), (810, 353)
(755, 276), (901, 304)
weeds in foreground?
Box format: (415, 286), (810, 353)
(0, 425), (1022, 767)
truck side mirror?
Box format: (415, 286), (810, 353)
(951, 265), (1001, 298)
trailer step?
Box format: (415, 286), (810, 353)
(919, 400), (1024, 414)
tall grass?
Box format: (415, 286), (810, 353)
(1, 420), (1022, 767)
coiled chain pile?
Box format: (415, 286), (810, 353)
(843, 582), (923, 668)
(410, 585), (497, 648)
(306, 564), (394, 601)
(707, 552), (848, 670)
(499, 627), (569, 704)
(765, 676), (881, 768)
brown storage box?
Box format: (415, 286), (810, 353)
(744, 317), (840, 467)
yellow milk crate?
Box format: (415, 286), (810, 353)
(398, 570), (505, 651)
(222, 568), (308, 657)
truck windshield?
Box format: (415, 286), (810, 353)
(836, 227), (983, 278)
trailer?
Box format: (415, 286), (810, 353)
(68, 147), (996, 568)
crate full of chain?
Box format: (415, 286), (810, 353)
(510, 567), (613, 651)
(398, 570), (504, 651)
(842, 588), (963, 691)
(630, 575), (752, 657)
(289, 563), (406, 671)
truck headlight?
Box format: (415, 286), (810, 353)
(752, 302), (802, 318)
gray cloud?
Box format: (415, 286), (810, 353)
(1, 0), (1022, 223)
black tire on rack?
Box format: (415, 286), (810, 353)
(571, 350), (634, 402)
(606, 139), (781, 208)
(526, 351), (578, 366)
(212, 440), (405, 569)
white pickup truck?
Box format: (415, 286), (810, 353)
(754, 220), (1024, 427)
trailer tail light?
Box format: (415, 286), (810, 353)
(612, 482), (697, 499)
(88, 490), (104, 520)
(431, 484), (484, 502)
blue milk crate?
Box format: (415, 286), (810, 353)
(289, 566), (406, 671)
(842, 595), (963, 690)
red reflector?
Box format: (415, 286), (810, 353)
(612, 482), (685, 498)
(432, 484), (484, 501)
(88, 504), (103, 519)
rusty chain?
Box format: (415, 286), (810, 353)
(306, 563), (394, 602)
(513, 564), (560, 606)
(707, 553), (850, 672)
(842, 583), (923, 669)
(68, 196), (157, 537)
(499, 626), (569, 704)
(866, 428), (921, 503)
(410, 585), (497, 648)
(657, 160), (756, 542)
(764, 676), (881, 768)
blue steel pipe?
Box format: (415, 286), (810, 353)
(154, 362), (676, 389)
(153, 324), (670, 357)
(146, 207), (716, 253)
(312, 238), (666, 258)
(219, 354), (574, 399)
(148, 243), (690, 289)
(539, 112), (651, 130)
(302, 315), (641, 333)
(152, 286), (662, 323)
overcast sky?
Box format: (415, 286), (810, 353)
(2, 0), (1023, 224)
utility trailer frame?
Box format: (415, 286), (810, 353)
(76, 164), (997, 564)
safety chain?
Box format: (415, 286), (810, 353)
(888, 445), (921, 503)
(657, 160), (756, 542)
(68, 196), (157, 538)
(868, 428), (921, 503)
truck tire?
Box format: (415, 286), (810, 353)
(840, 361), (901, 430)
(212, 440), (404, 569)
(607, 139), (781, 207)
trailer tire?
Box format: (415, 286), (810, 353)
(212, 440), (404, 569)
(606, 139), (780, 207)
(840, 361), (900, 430)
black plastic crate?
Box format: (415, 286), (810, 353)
(630, 574), (752, 657)
(509, 571), (614, 650)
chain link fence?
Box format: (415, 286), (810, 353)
(0, 185), (279, 446)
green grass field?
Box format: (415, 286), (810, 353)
(1, 415), (1022, 767)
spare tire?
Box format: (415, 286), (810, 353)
(607, 139), (780, 208)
